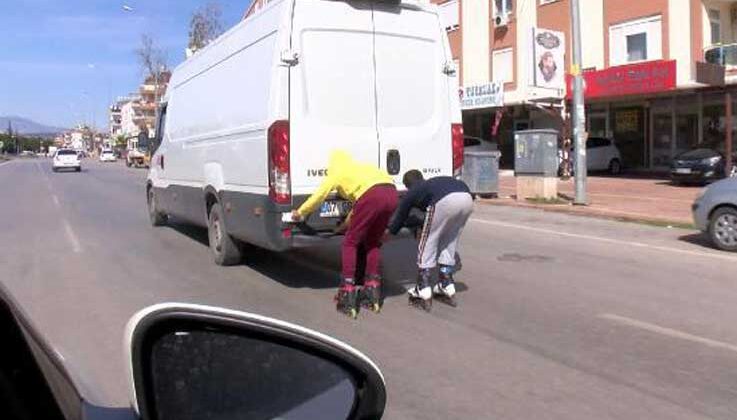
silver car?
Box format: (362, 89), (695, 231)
(692, 177), (737, 251)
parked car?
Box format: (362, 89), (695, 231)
(99, 149), (116, 162)
(464, 135), (498, 152)
(560, 137), (622, 175)
(692, 177), (737, 251)
(52, 149), (81, 172)
(0, 281), (387, 419)
(147, 0), (461, 263)
(670, 148), (735, 185)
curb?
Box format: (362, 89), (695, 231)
(478, 198), (696, 230)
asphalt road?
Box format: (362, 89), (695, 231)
(2, 158), (737, 419)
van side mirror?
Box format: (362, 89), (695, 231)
(126, 304), (386, 420)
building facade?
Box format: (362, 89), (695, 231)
(437, 0), (737, 170)
(109, 71), (171, 140)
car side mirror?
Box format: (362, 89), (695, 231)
(126, 304), (386, 420)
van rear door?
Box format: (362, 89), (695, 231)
(373, 4), (453, 182)
(289, 1), (379, 197)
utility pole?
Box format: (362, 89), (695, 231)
(570, 0), (587, 204)
(727, 93), (734, 177)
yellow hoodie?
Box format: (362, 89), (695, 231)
(297, 150), (393, 217)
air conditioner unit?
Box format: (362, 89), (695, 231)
(495, 13), (510, 27)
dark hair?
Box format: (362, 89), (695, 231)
(402, 169), (424, 189)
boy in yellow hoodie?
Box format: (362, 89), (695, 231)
(292, 150), (398, 318)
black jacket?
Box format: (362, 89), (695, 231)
(388, 177), (471, 234)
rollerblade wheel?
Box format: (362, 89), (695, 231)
(363, 287), (382, 313)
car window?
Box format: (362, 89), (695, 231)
(57, 150), (77, 156)
(587, 138), (608, 149)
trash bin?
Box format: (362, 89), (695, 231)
(462, 150), (501, 198)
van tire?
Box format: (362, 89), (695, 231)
(208, 202), (242, 266)
(147, 188), (167, 227)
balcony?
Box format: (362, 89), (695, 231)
(704, 43), (737, 68)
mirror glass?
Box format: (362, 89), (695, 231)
(147, 329), (357, 420)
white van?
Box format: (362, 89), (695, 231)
(147, 0), (462, 264)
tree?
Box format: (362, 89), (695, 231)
(188, 1), (224, 55)
(135, 34), (168, 81)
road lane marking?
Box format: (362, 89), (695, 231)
(470, 218), (737, 262)
(52, 195), (60, 207)
(62, 219), (82, 254)
(0, 160), (12, 168)
(599, 313), (737, 355)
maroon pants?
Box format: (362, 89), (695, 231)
(342, 184), (398, 280)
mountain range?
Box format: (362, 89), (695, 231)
(0, 116), (66, 137)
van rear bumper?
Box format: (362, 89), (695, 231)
(220, 192), (351, 252)
(221, 192), (410, 252)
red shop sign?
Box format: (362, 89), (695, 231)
(566, 60), (676, 100)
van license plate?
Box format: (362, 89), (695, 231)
(320, 201), (348, 218)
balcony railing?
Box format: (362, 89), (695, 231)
(704, 43), (737, 67)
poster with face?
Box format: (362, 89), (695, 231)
(533, 28), (565, 89)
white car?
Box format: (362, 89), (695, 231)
(100, 150), (117, 162)
(52, 149), (81, 172)
(562, 137), (622, 175)
(147, 0), (461, 263)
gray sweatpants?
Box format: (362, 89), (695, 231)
(417, 192), (474, 269)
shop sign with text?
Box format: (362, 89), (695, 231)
(460, 82), (504, 110)
(566, 60), (676, 99)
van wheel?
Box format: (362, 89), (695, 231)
(147, 188), (167, 227)
(709, 207), (737, 252)
(208, 202), (242, 265)
(609, 159), (622, 175)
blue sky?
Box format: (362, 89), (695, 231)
(0, 0), (251, 129)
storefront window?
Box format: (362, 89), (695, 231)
(675, 98), (699, 156)
(652, 112), (672, 167)
(612, 107), (645, 167)
(702, 93), (737, 156)
(588, 114), (607, 138)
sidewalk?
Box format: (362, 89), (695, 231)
(485, 173), (701, 228)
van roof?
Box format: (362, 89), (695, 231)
(167, 0), (439, 95)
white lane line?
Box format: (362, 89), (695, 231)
(0, 160), (12, 168)
(599, 313), (737, 355)
(470, 218), (737, 262)
(62, 219), (82, 254)
(52, 195), (60, 207)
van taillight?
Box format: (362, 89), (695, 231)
(268, 120), (291, 205)
(452, 123), (464, 176)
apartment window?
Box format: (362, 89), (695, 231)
(439, 0), (460, 31)
(492, 48), (513, 84)
(709, 9), (721, 44)
(609, 16), (662, 66)
(493, 0), (513, 19)
(626, 33), (647, 62)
